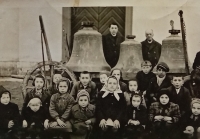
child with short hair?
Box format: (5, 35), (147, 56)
(124, 79), (146, 107)
(70, 71), (97, 104)
(110, 68), (127, 92)
(52, 73), (63, 94)
(70, 90), (96, 139)
(181, 98), (200, 139)
(97, 71), (109, 93)
(136, 60), (156, 93)
(124, 93), (147, 139)
(47, 78), (75, 139)
(149, 89), (181, 139)
(96, 76), (126, 139)
(0, 85), (20, 139)
(168, 75), (191, 115)
(21, 97), (49, 139)
(22, 74), (51, 121)
(146, 62), (171, 107)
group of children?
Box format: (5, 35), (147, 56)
(0, 60), (199, 139)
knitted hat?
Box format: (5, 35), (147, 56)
(191, 98), (200, 107)
(27, 97), (42, 107)
(32, 74), (45, 86)
(0, 85), (11, 99)
(141, 60), (152, 67)
(157, 62), (169, 72)
(76, 89), (90, 102)
(157, 88), (171, 101)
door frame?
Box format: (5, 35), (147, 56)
(62, 7), (133, 62)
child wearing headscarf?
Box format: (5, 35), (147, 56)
(70, 90), (96, 139)
(96, 76), (126, 139)
(181, 98), (200, 139)
(21, 97), (49, 139)
(149, 89), (181, 139)
(0, 85), (20, 139)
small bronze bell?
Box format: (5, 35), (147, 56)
(114, 35), (143, 80)
(66, 21), (111, 72)
(160, 20), (187, 73)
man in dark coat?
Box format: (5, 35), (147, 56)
(102, 23), (124, 68)
(193, 51), (200, 69)
(141, 29), (162, 69)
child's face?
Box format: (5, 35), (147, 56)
(112, 70), (121, 81)
(129, 81), (138, 92)
(141, 66), (151, 74)
(0, 93), (10, 105)
(107, 78), (118, 92)
(100, 74), (108, 84)
(132, 96), (141, 107)
(159, 94), (169, 105)
(29, 103), (40, 112)
(58, 81), (68, 94)
(53, 74), (62, 84)
(79, 73), (91, 86)
(171, 77), (184, 89)
(192, 103), (200, 116)
(78, 96), (89, 108)
(157, 68), (166, 78)
(109, 25), (118, 36)
(35, 78), (44, 90)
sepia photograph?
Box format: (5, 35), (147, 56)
(0, 0), (200, 139)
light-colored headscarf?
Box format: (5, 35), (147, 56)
(101, 76), (122, 101)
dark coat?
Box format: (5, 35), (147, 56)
(102, 33), (124, 68)
(126, 105), (147, 125)
(167, 86), (191, 114)
(22, 106), (49, 128)
(96, 91), (126, 124)
(0, 102), (20, 130)
(141, 39), (162, 68)
(21, 89), (51, 119)
(146, 76), (171, 106)
(193, 51), (200, 69)
(70, 81), (97, 104)
(181, 111), (200, 131)
(136, 71), (156, 92)
(119, 81), (127, 93)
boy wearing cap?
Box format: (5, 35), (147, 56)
(168, 75), (191, 116)
(70, 90), (96, 139)
(0, 85), (20, 139)
(136, 60), (156, 93)
(146, 62), (171, 107)
(181, 98), (200, 139)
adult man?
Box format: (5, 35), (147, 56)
(193, 51), (200, 69)
(102, 23), (124, 68)
(141, 29), (162, 69)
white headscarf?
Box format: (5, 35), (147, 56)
(101, 76), (122, 101)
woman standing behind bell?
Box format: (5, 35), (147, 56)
(102, 23), (124, 68)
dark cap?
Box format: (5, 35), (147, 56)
(157, 62), (169, 72)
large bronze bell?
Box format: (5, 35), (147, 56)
(159, 20), (186, 73)
(66, 21), (111, 72)
(114, 35), (143, 80)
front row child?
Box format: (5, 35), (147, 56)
(124, 92), (147, 139)
(48, 78), (75, 139)
(21, 97), (49, 139)
(181, 98), (200, 139)
(124, 79), (146, 107)
(70, 90), (96, 139)
(149, 89), (181, 139)
(0, 86), (20, 139)
(97, 76), (126, 139)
